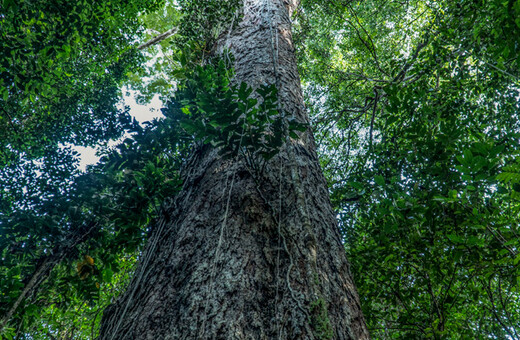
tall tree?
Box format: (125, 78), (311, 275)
(2, 0), (518, 338)
(98, 0), (369, 339)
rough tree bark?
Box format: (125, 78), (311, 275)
(98, 0), (369, 339)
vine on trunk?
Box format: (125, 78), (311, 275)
(163, 52), (308, 166)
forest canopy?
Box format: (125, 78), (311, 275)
(1, 0), (519, 339)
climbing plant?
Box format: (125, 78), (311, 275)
(170, 53), (307, 163)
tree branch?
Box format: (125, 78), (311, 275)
(137, 28), (178, 51)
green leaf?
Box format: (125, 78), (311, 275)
(374, 175), (385, 186)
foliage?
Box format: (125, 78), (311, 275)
(173, 0), (241, 52)
(171, 53), (307, 163)
(0, 4), (165, 334)
(295, 0), (520, 338)
(125, 0), (241, 104)
(0, 0), (178, 337)
(0, 1), (300, 335)
(0, 0), (164, 160)
(0, 110), (188, 337)
(2, 0), (520, 338)
(125, 0), (183, 103)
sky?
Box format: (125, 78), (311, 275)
(75, 89), (164, 171)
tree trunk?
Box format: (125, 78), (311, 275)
(98, 0), (369, 339)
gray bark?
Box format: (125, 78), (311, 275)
(98, 0), (369, 339)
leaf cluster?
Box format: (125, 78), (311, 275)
(170, 53), (307, 162)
